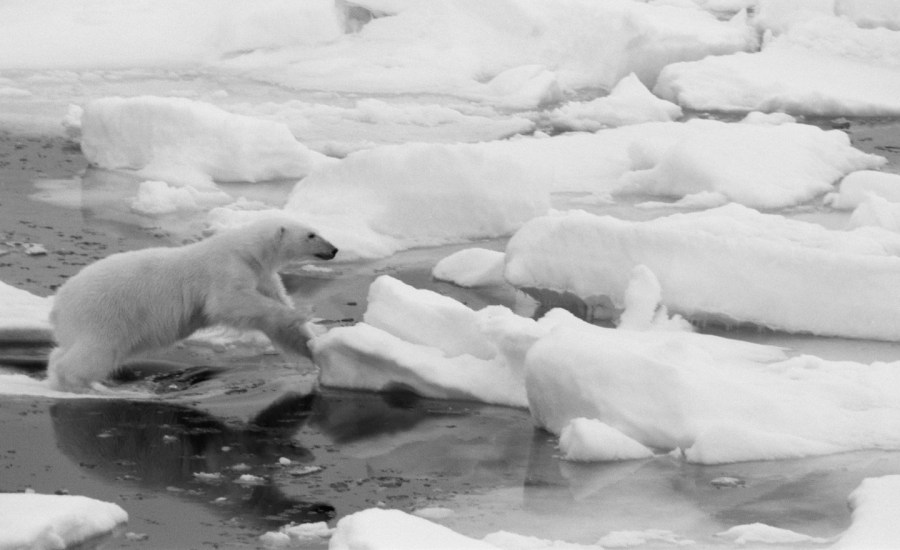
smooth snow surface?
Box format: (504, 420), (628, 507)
(505, 206), (900, 340)
(0, 493), (128, 550)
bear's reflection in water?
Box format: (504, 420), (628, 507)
(50, 392), (335, 527)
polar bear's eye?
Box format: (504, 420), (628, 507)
(307, 232), (316, 240)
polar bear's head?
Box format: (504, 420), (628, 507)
(276, 220), (339, 263)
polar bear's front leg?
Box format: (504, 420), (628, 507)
(206, 289), (315, 359)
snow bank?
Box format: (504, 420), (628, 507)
(223, 0), (755, 102)
(0, 281), (51, 340)
(505, 205), (900, 340)
(619, 119), (884, 209)
(0, 0), (342, 70)
(312, 276), (545, 407)
(279, 142), (550, 258)
(0, 492), (128, 550)
(832, 475), (900, 549)
(656, 15), (900, 116)
(432, 248), (506, 288)
(81, 96), (326, 188)
(547, 74), (682, 132)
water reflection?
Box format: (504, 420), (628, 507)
(50, 393), (335, 527)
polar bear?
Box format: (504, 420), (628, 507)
(47, 218), (338, 391)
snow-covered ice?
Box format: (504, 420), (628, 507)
(312, 276), (538, 407)
(656, 11), (900, 116)
(0, 492), (128, 550)
(558, 418), (654, 462)
(618, 119), (884, 209)
(81, 96), (327, 188)
(432, 248), (507, 288)
(505, 205), (900, 340)
(0, 280), (52, 339)
(3, 0), (900, 546)
(546, 73), (682, 132)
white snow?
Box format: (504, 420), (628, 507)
(0, 0), (343, 70)
(432, 248), (507, 288)
(656, 13), (900, 116)
(826, 171), (900, 210)
(312, 276), (540, 407)
(832, 475), (900, 549)
(130, 180), (233, 216)
(558, 418), (654, 462)
(81, 95), (327, 188)
(504, 206), (900, 340)
(547, 73), (683, 132)
(0, 492), (128, 550)
(278, 142), (550, 259)
(715, 523), (829, 544)
(596, 529), (693, 547)
(0, 280), (52, 338)
(329, 508), (497, 550)
(219, 0), (756, 101)
(618, 119), (884, 209)
(260, 521), (333, 547)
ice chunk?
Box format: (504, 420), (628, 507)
(656, 16), (900, 116)
(505, 206), (900, 340)
(130, 180), (233, 216)
(826, 171), (900, 210)
(559, 418), (654, 462)
(715, 523), (829, 544)
(0, 280), (52, 341)
(617, 265), (692, 332)
(0, 493), (128, 550)
(432, 248), (506, 288)
(525, 314), (900, 464)
(312, 276), (554, 408)
(283, 142), (550, 259)
(81, 96), (326, 187)
(330, 508), (497, 550)
(547, 73), (682, 132)
(618, 119), (884, 209)
(832, 475), (900, 549)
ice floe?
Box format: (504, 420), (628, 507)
(504, 205), (900, 340)
(0, 492), (128, 550)
(81, 95), (328, 188)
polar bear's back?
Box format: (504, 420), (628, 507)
(51, 245), (208, 350)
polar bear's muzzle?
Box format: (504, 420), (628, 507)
(315, 245), (339, 260)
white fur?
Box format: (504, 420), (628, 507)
(47, 218), (338, 391)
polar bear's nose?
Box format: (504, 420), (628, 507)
(315, 246), (338, 260)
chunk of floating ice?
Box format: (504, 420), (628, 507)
(504, 205), (900, 340)
(0, 493), (128, 550)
